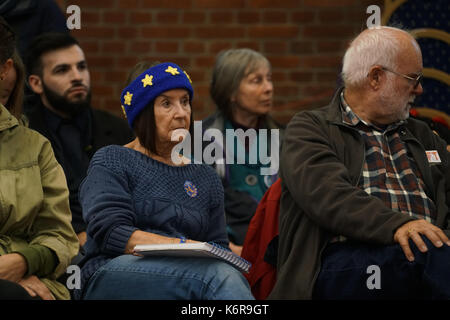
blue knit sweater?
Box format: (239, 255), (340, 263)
(76, 145), (228, 296)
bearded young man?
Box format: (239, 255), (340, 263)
(270, 26), (450, 300)
(24, 33), (133, 251)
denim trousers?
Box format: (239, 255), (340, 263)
(82, 255), (255, 300)
(313, 237), (450, 299)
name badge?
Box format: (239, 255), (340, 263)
(426, 150), (441, 163)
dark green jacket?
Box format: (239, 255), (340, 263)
(269, 89), (450, 299)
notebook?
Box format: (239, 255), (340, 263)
(133, 242), (252, 273)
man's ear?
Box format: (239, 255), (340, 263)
(28, 74), (44, 94)
(0, 58), (13, 80)
(367, 66), (383, 90)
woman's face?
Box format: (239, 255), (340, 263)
(153, 88), (191, 146)
(0, 64), (17, 106)
(232, 63), (273, 117)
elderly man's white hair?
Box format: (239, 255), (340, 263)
(341, 26), (415, 87)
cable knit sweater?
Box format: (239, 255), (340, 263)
(76, 145), (229, 298)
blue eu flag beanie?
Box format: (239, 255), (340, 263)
(120, 62), (193, 128)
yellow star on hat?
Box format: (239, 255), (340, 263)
(165, 66), (179, 76)
(141, 74), (153, 87)
(124, 91), (133, 105)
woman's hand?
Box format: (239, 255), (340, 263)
(125, 230), (200, 255)
(18, 275), (55, 300)
(0, 253), (27, 282)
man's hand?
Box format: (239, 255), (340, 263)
(0, 253), (27, 282)
(18, 275), (55, 300)
(394, 219), (450, 261)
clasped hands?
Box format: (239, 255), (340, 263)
(0, 253), (55, 300)
(394, 219), (450, 262)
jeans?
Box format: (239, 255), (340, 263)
(313, 237), (450, 299)
(82, 255), (255, 300)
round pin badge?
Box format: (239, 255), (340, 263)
(245, 174), (258, 186)
(184, 180), (198, 198)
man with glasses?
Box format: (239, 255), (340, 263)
(381, 67), (423, 89)
(270, 26), (450, 299)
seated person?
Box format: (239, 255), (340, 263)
(270, 26), (450, 299)
(0, 17), (78, 300)
(75, 62), (254, 300)
(24, 32), (133, 251)
(204, 48), (284, 255)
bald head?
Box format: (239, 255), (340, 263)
(342, 26), (424, 126)
(342, 26), (422, 88)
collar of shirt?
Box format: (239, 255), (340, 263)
(42, 104), (91, 134)
(339, 91), (405, 134)
(42, 105), (64, 133)
(42, 103), (93, 150)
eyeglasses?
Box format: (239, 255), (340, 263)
(381, 67), (423, 89)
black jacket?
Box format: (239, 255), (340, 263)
(25, 100), (134, 234)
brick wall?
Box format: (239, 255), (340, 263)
(57, 0), (384, 124)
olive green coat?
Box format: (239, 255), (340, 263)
(0, 104), (79, 299)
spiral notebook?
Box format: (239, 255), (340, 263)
(133, 242), (251, 273)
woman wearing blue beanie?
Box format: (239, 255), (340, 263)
(75, 62), (254, 300)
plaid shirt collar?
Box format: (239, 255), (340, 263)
(339, 91), (405, 133)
